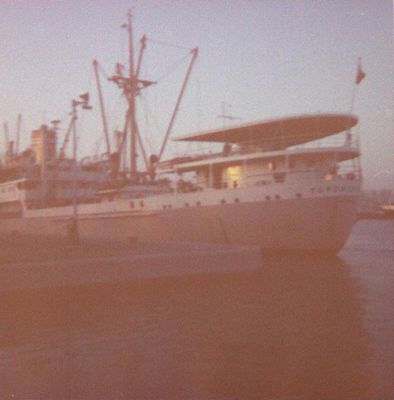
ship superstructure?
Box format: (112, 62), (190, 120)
(0, 124), (109, 218)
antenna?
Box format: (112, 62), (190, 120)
(217, 102), (241, 127)
(15, 114), (22, 154)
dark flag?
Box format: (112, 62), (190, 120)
(355, 60), (366, 85)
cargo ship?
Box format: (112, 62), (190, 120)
(0, 12), (362, 253)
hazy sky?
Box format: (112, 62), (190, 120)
(0, 0), (392, 189)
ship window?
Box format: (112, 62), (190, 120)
(221, 199), (226, 205)
(265, 195), (271, 200)
(140, 200), (144, 208)
(225, 165), (241, 188)
(130, 201), (134, 209)
(234, 198), (240, 203)
(268, 161), (276, 171)
(185, 202), (189, 207)
(275, 194), (281, 200)
(324, 174), (333, 181)
(196, 201), (201, 206)
(296, 193), (302, 199)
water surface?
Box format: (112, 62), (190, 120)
(0, 220), (393, 399)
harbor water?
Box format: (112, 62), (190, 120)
(0, 220), (393, 399)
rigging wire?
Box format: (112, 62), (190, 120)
(155, 52), (190, 83)
(108, 91), (126, 139)
(146, 37), (192, 51)
(93, 137), (103, 158)
(139, 95), (154, 155)
(97, 62), (111, 80)
(93, 58), (127, 152)
(117, 23), (128, 72)
(138, 93), (163, 154)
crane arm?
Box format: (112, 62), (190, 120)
(93, 59), (111, 154)
(157, 47), (198, 163)
(59, 117), (73, 158)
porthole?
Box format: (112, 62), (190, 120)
(296, 193), (302, 199)
(185, 202), (189, 207)
(221, 199), (226, 205)
(234, 198), (240, 203)
(275, 194), (281, 200)
(265, 195), (271, 201)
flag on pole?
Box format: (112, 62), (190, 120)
(355, 59), (366, 85)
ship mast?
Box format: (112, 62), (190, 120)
(125, 10), (138, 181)
(110, 11), (197, 180)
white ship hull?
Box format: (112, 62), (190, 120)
(79, 196), (357, 252)
(1, 182), (360, 253)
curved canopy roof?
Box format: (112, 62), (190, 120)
(175, 113), (358, 150)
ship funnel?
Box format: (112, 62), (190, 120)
(30, 125), (57, 165)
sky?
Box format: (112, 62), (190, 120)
(0, 0), (392, 189)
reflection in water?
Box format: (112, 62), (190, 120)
(0, 255), (371, 399)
